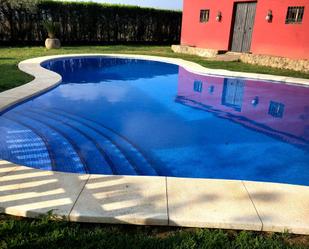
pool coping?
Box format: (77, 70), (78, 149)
(0, 54), (309, 235)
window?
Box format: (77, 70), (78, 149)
(200, 10), (210, 23)
(268, 101), (285, 118)
(285, 6), (305, 24)
(193, 80), (203, 92)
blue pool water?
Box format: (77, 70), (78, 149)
(0, 57), (308, 185)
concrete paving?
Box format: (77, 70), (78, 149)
(0, 160), (309, 234)
(70, 175), (168, 225)
(0, 160), (18, 178)
(167, 178), (262, 231)
(0, 164), (89, 219)
(244, 181), (309, 234)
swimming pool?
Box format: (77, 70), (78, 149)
(0, 56), (308, 186)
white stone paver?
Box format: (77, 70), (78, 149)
(0, 97), (21, 113)
(0, 161), (309, 234)
(167, 177), (262, 231)
(0, 165), (89, 219)
(0, 160), (18, 178)
(69, 175), (168, 225)
(244, 181), (309, 235)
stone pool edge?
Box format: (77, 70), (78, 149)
(0, 54), (309, 235)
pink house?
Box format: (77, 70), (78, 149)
(181, 0), (309, 59)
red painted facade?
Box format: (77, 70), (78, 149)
(181, 0), (309, 59)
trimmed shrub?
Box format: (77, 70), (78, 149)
(0, 0), (182, 45)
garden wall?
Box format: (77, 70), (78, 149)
(0, 0), (182, 45)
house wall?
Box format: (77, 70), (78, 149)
(181, 0), (309, 59)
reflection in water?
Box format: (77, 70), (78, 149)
(221, 79), (245, 112)
(268, 101), (285, 118)
(176, 67), (309, 146)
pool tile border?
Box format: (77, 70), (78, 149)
(0, 54), (309, 234)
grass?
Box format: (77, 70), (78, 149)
(1, 214), (309, 249)
(0, 45), (309, 92)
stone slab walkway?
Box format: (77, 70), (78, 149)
(1, 160), (309, 234)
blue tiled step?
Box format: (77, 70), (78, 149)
(0, 117), (52, 170)
(29, 108), (137, 176)
(3, 113), (86, 173)
(14, 110), (114, 175)
(46, 108), (158, 176)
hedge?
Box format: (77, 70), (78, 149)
(0, 0), (182, 45)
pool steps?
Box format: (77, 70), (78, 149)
(0, 118), (52, 169)
(3, 109), (158, 176)
(46, 108), (158, 176)
(29, 109), (135, 176)
(4, 112), (86, 173)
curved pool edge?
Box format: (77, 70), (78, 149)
(0, 57), (62, 113)
(0, 54), (309, 235)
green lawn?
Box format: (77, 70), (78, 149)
(0, 45), (308, 92)
(1, 214), (309, 249)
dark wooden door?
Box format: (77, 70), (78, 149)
(231, 2), (257, 52)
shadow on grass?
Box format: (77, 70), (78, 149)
(0, 57), (14, 60)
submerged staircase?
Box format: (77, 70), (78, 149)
(0, 117), (52, 170)
(2, 108), (158, 176)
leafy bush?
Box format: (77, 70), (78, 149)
(0, 0), (182, 45)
